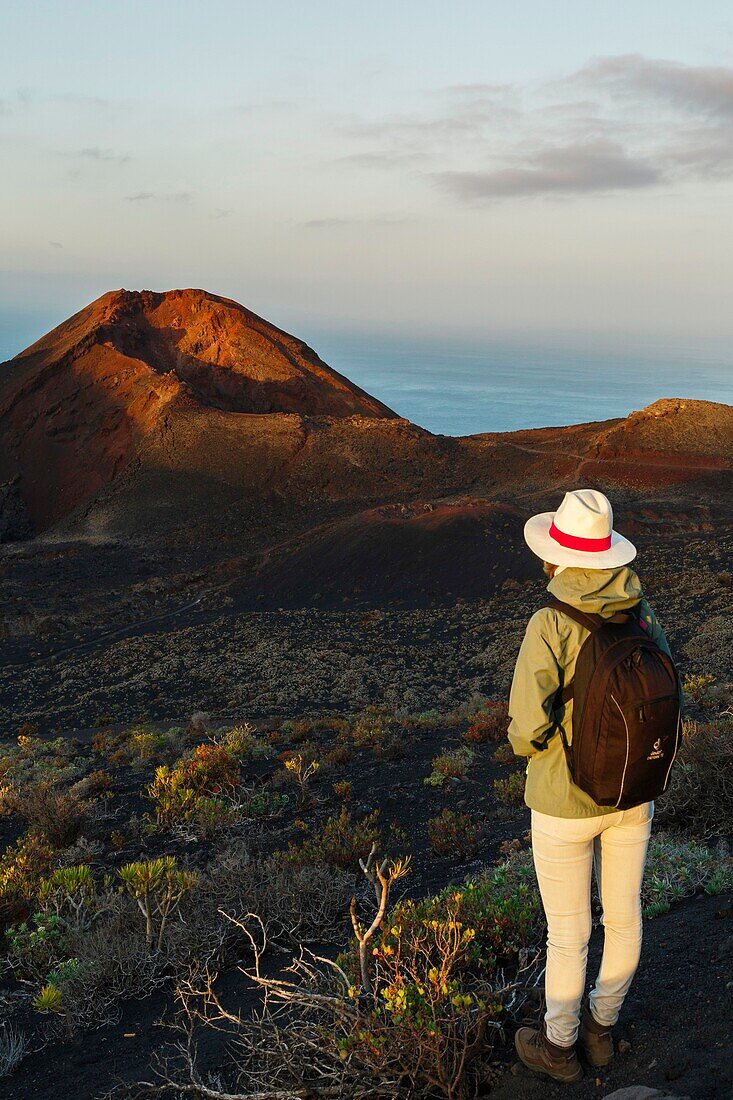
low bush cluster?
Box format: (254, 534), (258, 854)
(655, 716), (733, 836)
(147, 726), (277, 834)
(641, 833), (733, 917)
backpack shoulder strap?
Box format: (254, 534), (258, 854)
(546, 596), (605, 634)
(546, 597), (614, 708)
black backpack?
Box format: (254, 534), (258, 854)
(547, 597), (683, 810)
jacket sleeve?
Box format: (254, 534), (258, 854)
(638, 598), (671, 657)
(638, 598), (684, 708)
(507, 609), (562, 757)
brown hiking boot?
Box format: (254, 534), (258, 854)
(514, 1022), (584, 1083)
(578, 1002), (614, 1067)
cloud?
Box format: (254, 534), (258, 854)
(67, 146), (130, 164)
(125, 191), (192, 203)
(561, 54), (733, 181)
(334, 151), (431, 169)
(49, 241), (63, 249)
(299, 215), (410, 228)
(334, 85), (521, 153)
(329, 54), (733, 202)
(434, 139), (661, 199)
(210, 208), (235, 219)
(568, 54), (733, 118)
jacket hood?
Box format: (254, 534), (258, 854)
(546, 565), (643, 615)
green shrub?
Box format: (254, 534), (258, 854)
(118, 856), (198, 951)
(5, 912), (69, 981)
(493, 769), (526, 807)
(148, 741), (240, 827)
(283, 806), (381, 871)
(492, 742), (515, 765)
(350, 706), (397, 750)
(128, 729), (168, 761)
(0, 829), (57, 905)
(216, 723), (272, 761)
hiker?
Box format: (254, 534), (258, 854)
(507, 488), (681, 1084)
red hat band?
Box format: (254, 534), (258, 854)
(548, 521), (612, 553)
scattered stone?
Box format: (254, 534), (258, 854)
(618, 1038), (632, 1054)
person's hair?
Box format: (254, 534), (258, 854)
(543, 560), (558, 578)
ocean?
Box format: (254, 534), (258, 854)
(2, 311), (731, 437)
(312, 330), (733, 436)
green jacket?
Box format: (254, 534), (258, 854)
(507, 566), (675, 818)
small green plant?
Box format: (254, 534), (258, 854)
(427, 809), (485, 858)
(350, 706), (397, 750)
(5, 912), (68, 981)
(493, 770), (526, 807)
(33, 983), (63, 1013)
(424, 746), (475, 787)
(239, 788), (289, 819)
(118, 857), (198, 951)
(128, 729), (168, 761)
(192, 796), (234, 837)
(215, 723), (271, 761)
(333, 780), (352, 802)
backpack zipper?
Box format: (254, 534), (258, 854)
(662, 710), (683, 790)
(611, 693), (630, 809)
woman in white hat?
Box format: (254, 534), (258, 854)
(507, 488), (675, 1083)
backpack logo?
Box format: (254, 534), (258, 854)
(647, 738), (664, 761)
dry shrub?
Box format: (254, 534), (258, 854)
(427, 809), (486, 858)
(0, 1022), (28, 1079)
(147, 849), (543, 1100)
(655, 717), (733, 836)
(55, 896), (170, 1029)
(193, 844), (354, 948)
(0, 780), (87, 848)
(462, 700), (509, 744)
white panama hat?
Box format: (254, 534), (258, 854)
(524, 488), (636, 569)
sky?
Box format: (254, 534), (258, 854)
(2, 0), (733, 359)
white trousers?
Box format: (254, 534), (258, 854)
(530, 801), (654, 1048)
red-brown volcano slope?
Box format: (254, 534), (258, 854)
(0, 288), (398, 533)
